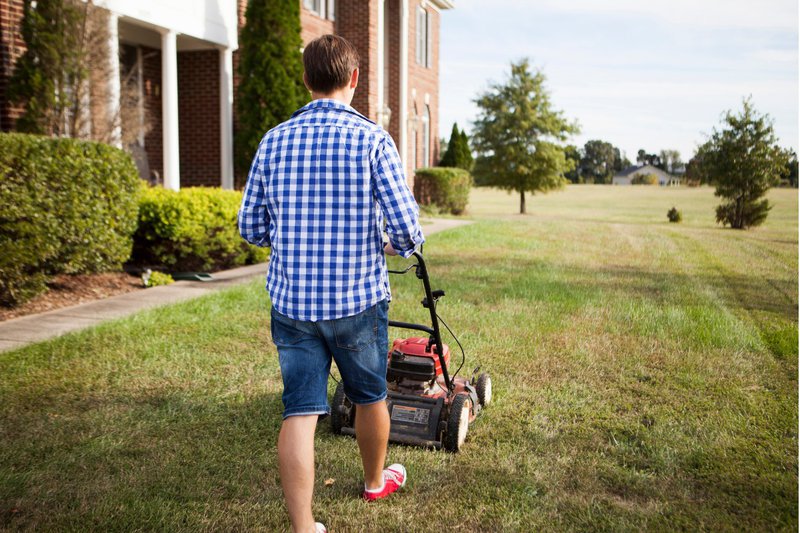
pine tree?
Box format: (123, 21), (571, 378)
(439, 123), (460, 167)
(457, 129), (473, 170)
(439, 122), (473, 170)
(696, 98), (788, 229)
(235, 0), (308, 178)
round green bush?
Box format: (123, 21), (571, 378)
(413, 167), (473, 215)
(131, 187), (269, 272)
(0, 133), (140, 306)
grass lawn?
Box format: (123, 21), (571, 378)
(1, 185), (797, 531)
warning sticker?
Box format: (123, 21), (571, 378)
(391, 405), (430, 425)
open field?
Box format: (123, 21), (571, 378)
(1, 185), (797, 531)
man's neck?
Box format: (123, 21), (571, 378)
(310, 89), (353, 106)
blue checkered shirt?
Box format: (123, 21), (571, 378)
(238, 99), (425, 321)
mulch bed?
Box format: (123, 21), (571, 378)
(0, 272), (144, 322)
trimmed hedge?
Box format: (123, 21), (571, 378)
(413, 167), (473, 215)
(0, 133), (140, 306)
(131, 187), (269, 272)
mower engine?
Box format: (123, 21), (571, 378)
(387, 337), (450, 396)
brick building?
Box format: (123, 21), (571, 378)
(0, 0), (453, 189)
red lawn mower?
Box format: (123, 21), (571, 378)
(331, 250), (491, 452)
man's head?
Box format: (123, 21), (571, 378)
(303, 34), (360, 103)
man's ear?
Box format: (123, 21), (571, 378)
(350, 68), (359, 89)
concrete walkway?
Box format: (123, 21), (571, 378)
(0, 217), (473, 353)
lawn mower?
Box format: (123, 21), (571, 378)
(330, 250), (491, 452)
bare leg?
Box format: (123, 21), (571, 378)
(278, 415), (319, 533)
(354, 401), (390, 490)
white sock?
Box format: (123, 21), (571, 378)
(364, 480), (385, 493)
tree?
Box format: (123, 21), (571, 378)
(783, 149), (798, 187)
(235, 0), (308, 179)
(613, 148), (630, 173)
(695, 98), (788, 229)
(636, 149), (661, 168)
(658, 149), (682, 174)
(580, 140), (616, 184)
(8, 0), (148, 146)
(563, 144), (582, 183)
(439, 123), (473, 170)
(471, 59), (578, 214)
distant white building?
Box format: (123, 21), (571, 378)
(612, 165), (680, 186)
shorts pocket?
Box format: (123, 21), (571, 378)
(270, 308), (304, 345)
(333, 305), (377, 351)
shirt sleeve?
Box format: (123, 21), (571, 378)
(372, 133), (425, 258)
(238, 138), (271, 248)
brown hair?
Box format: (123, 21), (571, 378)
(303, 34), (360, 94)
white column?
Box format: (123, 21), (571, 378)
(376, 0), (385, 125)
(219, 47), (234, 190)
(161, 29), (180, 191)
(107, 13), (122, 148)
(399, 0), (409, 175)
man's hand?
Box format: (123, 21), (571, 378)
(383, 241), (398, 256)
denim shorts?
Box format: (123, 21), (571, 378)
(270, 300), (389, 419)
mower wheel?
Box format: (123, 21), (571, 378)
(330, 382), (349, 434)
(443, 394), (470, 452)
(476, 373), (492, 406)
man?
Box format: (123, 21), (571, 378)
(238, 34), (424, 533)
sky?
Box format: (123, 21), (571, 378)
(438, 0), (799, 164)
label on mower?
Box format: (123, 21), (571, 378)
(391, 405), (430, 425)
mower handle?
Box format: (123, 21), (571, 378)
(386, 250), (453, 392)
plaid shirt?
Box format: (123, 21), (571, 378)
(238, 99), (424, 321)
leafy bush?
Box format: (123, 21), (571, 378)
(631, 173), (658, 185)
(142, 269), (174, 287)
(413, 167), (473, 215)
(0, 133), (140, 306)
(667, 207), (682, 223)
(131, 187), (269, 272)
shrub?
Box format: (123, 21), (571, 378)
(0, 133), (140, 306)
(142, 269), (174, 287)
(631, 173), (659, 185)
(131, 187), (269, 272)
(667, 207), (682, 223)
(413, 167), (473, 215)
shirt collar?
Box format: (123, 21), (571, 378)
(292, 98), (374, 124)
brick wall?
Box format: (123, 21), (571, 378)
(300, 4), (334, 44)
(177, 50), (221, 187)
(337, 0), (379, 121)
(408, 0), (440, 169)
(0, 0), (25, 131)
(141, 46), (163, 182)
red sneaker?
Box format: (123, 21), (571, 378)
(362, 464), (407, 501)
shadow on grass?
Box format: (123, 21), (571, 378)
(1, 384), (286, 531)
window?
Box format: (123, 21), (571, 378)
(304, 0), (335, 20)
(422, 105), (431, 167)
(415, 7), (431, 67)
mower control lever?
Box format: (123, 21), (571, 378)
(421, 289), (445, 308)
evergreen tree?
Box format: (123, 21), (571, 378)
(696, 98), (788, 229)
(235, 0), (308, 178)
(8, 0), (85, 135)
(471, 60), (578, 214)
(439, 123), (460, 167)
(439, 123), (473, 170)
(458, 129), (473, 170)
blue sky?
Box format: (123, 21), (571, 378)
(439, 0), (799, 163)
